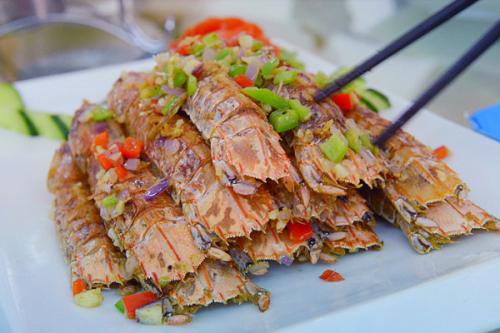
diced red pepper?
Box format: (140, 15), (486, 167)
(432, 145), (450, 161)
(332, 93), (354, 113)
(93, 131), (109, 150)
(319, 269), (344, 282)
(287, 220), (313, 243)
(98, 154), (114, 170)
(122, 291), (159, 319)
(72, 279), (87, 295)
(115, 164), (128, 181)
(120, 137), (143, 159)
(234, 75), (254, 88)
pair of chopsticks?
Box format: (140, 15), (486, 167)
(314, 0), (500, 147)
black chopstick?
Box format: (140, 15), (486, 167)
(313, 0), (479, 102)
(373, 19), (500, 147)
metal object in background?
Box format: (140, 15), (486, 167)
(0, 0), (176, 81)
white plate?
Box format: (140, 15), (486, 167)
(1, 42), (500, 333)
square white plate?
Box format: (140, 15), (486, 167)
(1, 42), (499, 333)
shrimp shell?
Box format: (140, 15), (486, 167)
(48, 143), (128, 287)
(274, 72), (386, 194)
(169, 259), (270, 312)
(184, 63), (292, 192)
(68, 104), (205, 288)
(108, 72), (274, 241)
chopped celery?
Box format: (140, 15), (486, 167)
(345, 129), (362, 153)
(115, 299), (125, 314)
(261, 59), (279, 79)
(320, 133), (348, 163)
(279, 50), (305, 69)
(102, 195), (118, 208)
(173, 70), (187, 88)
(161, 96), (180, 115)
(74, 289), (103, 308)
(288, 99), (311, 122)
(273, 70), (297, 85)
(190, 43), (204, 57)
(314, 71), (330, 88)
(202, 33), (220, 47)
(269, 109), (299, 133)
(229, 64), (247, 77)
(91, 106), (113, 122)
(215, 48), (231, 60)
(242, 87), (289, 109)
(187, 75), (197, 97)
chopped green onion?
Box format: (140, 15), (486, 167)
(279, 50), (305, 70)
(269, 109), (299, 133)
(288, 99), (311, 122)
(314, 71), (330, 88)
(254, 74), (263, 87)
(115, 299), (125, 314)
(102, 194), (118, 208)
(162, 96), (180, 115)
(190, 43), (204, 57)
(360, 133), (379, 155)
(215, 49), (231, 60)
(320, 133), (348, 163)
(253, 41), (263, 50)
(91, 106), (113, 122)
(150, 85), (163, 98)
(229, 64), (247, 77)
(202, 33), (220, 47)
(261, 59), (279, 79)
(345, 129), (362, 153)
(187, 75), (197, 97)
(173, 70), (187, 88)
(273, 70), (297, 85)
(242, 87), (289, 109)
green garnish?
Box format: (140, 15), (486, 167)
(187, 75), (198, 97)
(279, 50), (305, 70)
(115, 299), (124, 314)
(162, 96), (180, 115)
(102, 195), (118, 208)
(314, 71), (330, 88)
(253, 41), (263, 50)
(202, 33), (220, 47)
(269, 109), (299, 133)
(238, 34), (254, 49)
(320, 133), (348, 163)
(273, 70), (297, 85)
(91, 106), (113, 122)
(229, 64), (247, 78)
(261, 59), (279, 79)
(190, 43), (204, 57)
(288, 99), (311, 122)
(345, 129), (362, 153)
(241, 87), (289, 109)
(215, 48), (231, 60)
(360, 133), (379, 155)
(173, 70), (187, 88)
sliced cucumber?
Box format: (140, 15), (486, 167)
(0, 82), (37, 135)
(26, 111), (67, 140)
(136, 302), (163, 325)
(358, 88), (391, 112)
(0, 83), (72, 140)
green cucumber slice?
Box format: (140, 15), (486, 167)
(0, 83), (37, 135)
(0, 83), (72, 140)
(358, 88), (391, 112)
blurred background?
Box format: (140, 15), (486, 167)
(0, 0), (499, 127)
